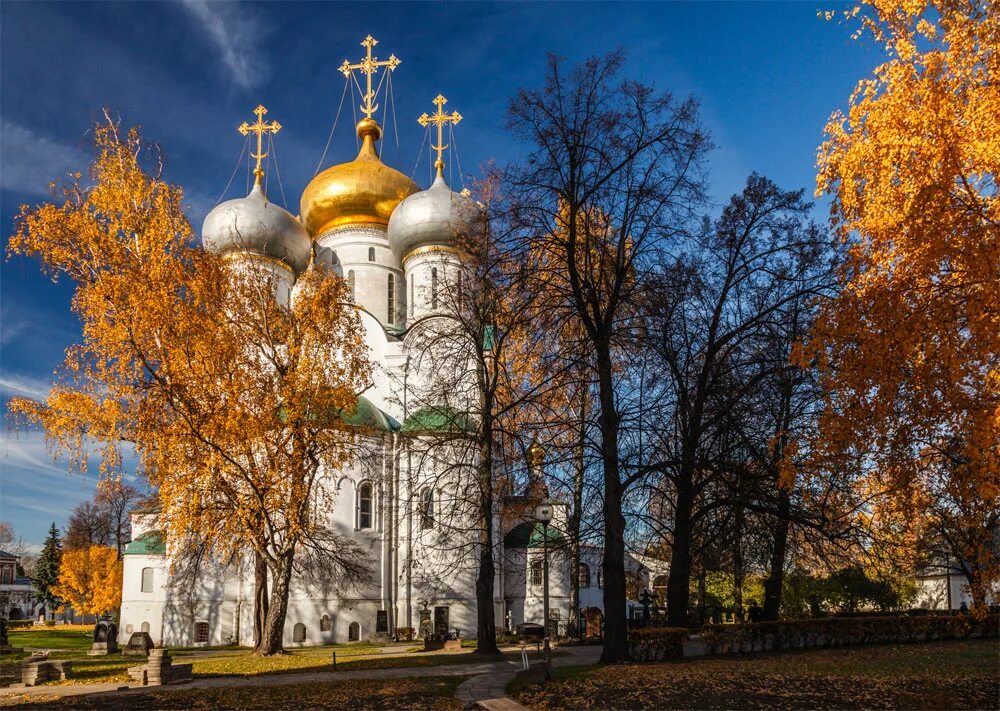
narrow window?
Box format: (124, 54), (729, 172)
(387, 274), (395, 324)
(141, 567), (154, 593)
(320, 614), (331, 632)
(293, 623), (306, 642)
(420, 488), (435, 530)
(457, 271), (463, 310)
(358, 483), (373, 529)
(578, 563), (591, 588)
(348, 270), (355, 302)
(195, 622), (209, 643)
(140, 621), (150, 634)
(431, 268), (438, 309)
(368, 246), (376, 262)
(530, 559), (543, 587)
(410, 279), (414, 317)
(597, 567), (603, 589)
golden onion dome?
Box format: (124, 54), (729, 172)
(300, 118), (419, 238)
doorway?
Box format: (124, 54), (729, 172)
(433, 606), (449, 636)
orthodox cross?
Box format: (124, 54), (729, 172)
(238, 105), (281, 183)
(418, 95), (462, 172)
(339, 35), (401, 120)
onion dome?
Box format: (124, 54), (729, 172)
(300, 118), (419, 237)
(202, 181), (311, 275)
(387, 166), (481, 261)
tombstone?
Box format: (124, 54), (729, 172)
(0, 617), (21, 654)
(123, 631), (155, 657)
(583, 607), (603, 639)
(88, 616), (119, 656)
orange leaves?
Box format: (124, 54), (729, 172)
(52, 545), (122, 617)
(811, 0), (999, 608)
(7, 116), (372, 587)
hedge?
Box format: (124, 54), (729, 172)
(627, 627), (688, 661)
(701, 614), (1000, 655)
(6, 619), (33, 630)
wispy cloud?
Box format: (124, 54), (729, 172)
(0, 373), (52, 401)
(0, 119), (86, 197)
(177, 0), (269, 91)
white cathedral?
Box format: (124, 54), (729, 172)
(119, 36), (663, 648)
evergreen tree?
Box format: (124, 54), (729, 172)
(34, 522), (62, 613)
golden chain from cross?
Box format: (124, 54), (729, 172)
(339, 35), (401, 120)
(238, 105), (282, 183)
(417, 95), (462, 172)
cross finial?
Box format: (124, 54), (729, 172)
(417, 94), (462, 176)
(339, 35), (401, 120)
(238, 105), (282, 185)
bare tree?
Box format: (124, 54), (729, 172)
(504, 49), (709, 661)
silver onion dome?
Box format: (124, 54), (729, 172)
(387, 172), (481, 260)
(202, 182), (312, 275)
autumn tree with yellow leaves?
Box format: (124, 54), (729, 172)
(8, 115), (373, 654)
(807, 0), (999, 609)
(52, 545), (122, 617)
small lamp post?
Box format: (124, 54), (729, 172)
(535, 502), (554, 647)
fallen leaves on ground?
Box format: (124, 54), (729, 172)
(514, 640), (999, 710)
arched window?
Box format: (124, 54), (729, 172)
(358, 482), (373, 529)
(141, 621), (150, 634)
(578, 563), (591, 588)
(387, 274), (395, 324)
(195, 621), (209, 643)
(293, 623), (307, 643)
(141, 567), (154, 593)
(420, 488), (434, 530)
(368, 246), (376, 262)
(530, 559), (543, 587)
(431, 267), (438, 309)
(320, 614), (332, 632)
(347, 270), (355, 302)
(348, 621), (361, 641)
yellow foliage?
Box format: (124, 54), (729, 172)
(6, 115), (372, 619)
(808, 0), (999, 605)
(52, 545), (122, 617)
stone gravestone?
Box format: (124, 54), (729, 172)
(123, 631), (155, 657)
(1, 618), (23, 654)
(88, 616), (119, 656)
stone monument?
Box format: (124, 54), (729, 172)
(123, 631), (155, 657)
(88, 615), (119, 656)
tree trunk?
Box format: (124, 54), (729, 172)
(252, 550), (269, 653)
(255, 550), (293, 656)
(733, 506), (744, 621)
(666, 483), (694, 626)
(568, 384), (587, 638)
(596, 346), (628, 663)
(473, 423), (500, 656)
(762, 494), (791, 622)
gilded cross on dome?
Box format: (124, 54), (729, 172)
(418, 95), (462, 175)
(339, 35), (401, 120)
(238, 105), (281, 184)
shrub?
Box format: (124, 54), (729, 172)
(44, 620), (56, 627)
(628, 627), (688, 662)
(6, 619), (33, 630)
(700, 613), (998, 655)
(395, 627), (415, 642)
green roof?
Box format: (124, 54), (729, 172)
(124, 531), (166, 556)
(338, 396), (400, 432)
(504, 522), (565, 549)
(401, 406), (474, 435)
(279, 396), (399, 433)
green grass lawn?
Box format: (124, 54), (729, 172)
(0, 625), (523, 688)
(5, 675), (466, 710)
(511, 639), (1000, 710)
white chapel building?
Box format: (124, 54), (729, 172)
(118, 39), (663, 648)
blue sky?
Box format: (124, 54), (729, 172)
(0, 1), (879, 546)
